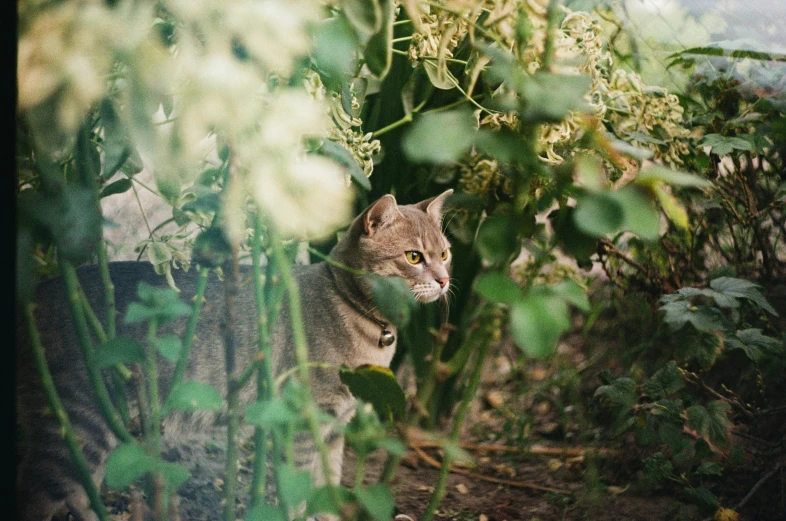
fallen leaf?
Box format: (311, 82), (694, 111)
(456, 483), (468, 494)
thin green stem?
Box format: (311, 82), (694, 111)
(60, 260), (132, 443)
(131, 183), (154, 236)
(97, 241), (116, 339)
(354, 452), (367, 490)
(423, 0), (505, 45)
(372, 112), (413, 138)
(222, 239), (242, 521)
(169, 266), (210, 397)
(270, 232), (342, 510)
(274, 363), (339, 392)
(144, 319), (168, 521)
(24, 304), (110, 521)
(421, 306), (499, 521)
(392, 35), (413, 43)
(306, 246), (366, 276)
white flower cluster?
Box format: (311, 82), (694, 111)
(18, 0), (357, 241)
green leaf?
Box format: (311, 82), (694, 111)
(402, 109), (475, 164)
(636, 166), (713, 188)
(476, 214), (519, 267)
(158, 461), (190, 490)
(311, 16), (359, 89)
(684, 487), (719, 515)
(307, 486), (354, 517)
(368, 274), (416, 328)
(277, 465), (313, 507)
(550, 280), (590, 312)
(701, 133), (754, 157)
(695, 461), (723, 476)
(100, 98), (134, 179)
(550, 206), (598, 266)
(726, 328), (782, 361)
(510, 294), (570, 359)
(710, 277), (778, 315)
(520, 73), (592, 123)
(474, 272), (522, 304)
(244, 398), (302, 427)
(356, 484), (395, 521)
(319, 140), (370, 190)
(594, 377), (637, 408)
(687, 401), (731, 444)
(641, 452), (673, 487)
(614, 187), (661, 241)
(339, 365), (406, 422)
(246, 504), (287, 521)
(147, 241), (172, 266)
(659, 300), (725, 332)
(694, 331), (723, 370)
(574, 192), (624, 237)
(104, 441), (156, 489)
(192, 227), (232, 269)
(95, 337), (145, 368)
(364, 0), (394, 78)
(474, 129), (528, 164)
(642, 361), (684, 399)
(164, 381), (222, 414)
(100, 178), (133, 198)
(423, 58), (459, 90)
(155, 334), (182, 363)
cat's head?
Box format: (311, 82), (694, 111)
(335, 190), (453, 303)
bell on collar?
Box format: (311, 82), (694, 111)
(379, 329), (395, 347)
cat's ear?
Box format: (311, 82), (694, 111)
(415, 189), (453, 226)
(363, 194), (401, 236)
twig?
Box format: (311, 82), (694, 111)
(600, 239), (649, 277)
(411, 440), (620, 458)
(700, 460), (786, 521)
(412, 445), (568, 495)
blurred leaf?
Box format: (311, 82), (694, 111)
(147, 241), (172, 266)
(476, 214), (519, 267)
(192, 227), (231, 269)
(474, 129), (528, 164)
(694, 331), (723, 370)
(307, 486), (354, 518)
(369, 274), (416, 328)
(475, 272), (522, 304)
(550, 206), (597, 266)
(96, 337), (145, 368)
(100, 178), (133, 198)
(636, 166), (713, 189)
(105, 441), (156, 489)
(158, 461), (190, 490)
(244, 398), (301, 427)
(402, 109), (475, 164)
(684, 486), (719, 515)
(124, 282), (191, 325)
(277, 465), (313, 508)
(164, 381), (222, 414)
(614, 187), (661, 241)
(246, 504), (288, 521)
(521, 73), (592, 123)
(550, 280), (590, 312)
(710, 277), (777, 315)
(155, 334), (182, 363)
(319, 140), (370, 190)
(696, 461), (723, 476)
(356, 484), (395, 521)
(594, 377), (637, 407)
(340, 0), (382, 37)
(652, 184), (689, 230)
(100, 98), (134, 179)
(510, 293), (569, 359)
(641, 452), (673, 487)
(339, 365), (406, 421)
(364, 0), (394, 78)
(312, 16), (359, 90)
(74, 127), (100, 187)
(574, 192), (624, 237)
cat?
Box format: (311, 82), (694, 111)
(16, 190), (453, 521)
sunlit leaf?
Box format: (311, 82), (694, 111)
(402, 109), (475, 164)
(339, 365), (406, 421)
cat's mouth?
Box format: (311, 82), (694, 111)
(411, 284), (449, 303)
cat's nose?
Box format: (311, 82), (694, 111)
(437, 277), (449, 288)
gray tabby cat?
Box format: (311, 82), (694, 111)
(16, 190), (453, 521)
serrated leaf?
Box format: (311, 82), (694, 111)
(155, 334), (182, 362)
(659, 300), (725, 332)
(277, 465), (313, 507)
(725, 328), (782, 361)
(701, 133), (754, 157)
(710, 277), (777, 315)
(402, 109), (475, 164)
(641, 452), (673, 487)
(356, 484), (395, 521)
(594, 377), (637, 408)
(687, 401), (731, 444)
(642, 361), (684, 399)
(105, 442), (156, 489)
(339, 365), (406, 422)
(510, 294), (570, 359)
(95, 337), (145, 368)
(164, 381), (222, 414)
(474, 272), (522, 304)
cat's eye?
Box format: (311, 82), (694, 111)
(405, 251), (423, 264)
(441, 250), (449, 261)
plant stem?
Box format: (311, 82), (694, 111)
(24, 304), (110, 521)
(222, 242), (241, 521)
(354, 452), (367, 489)
(145, 319), (168, 521)
(60, 260), (133, 443)
(307, 246), (366, 276)
(372, 112), (413, 138)
(169, 266), (210, 396)
(97, 241), (116, 339)
(421, 305), (499, 521)
(270, 232), (342, 510)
